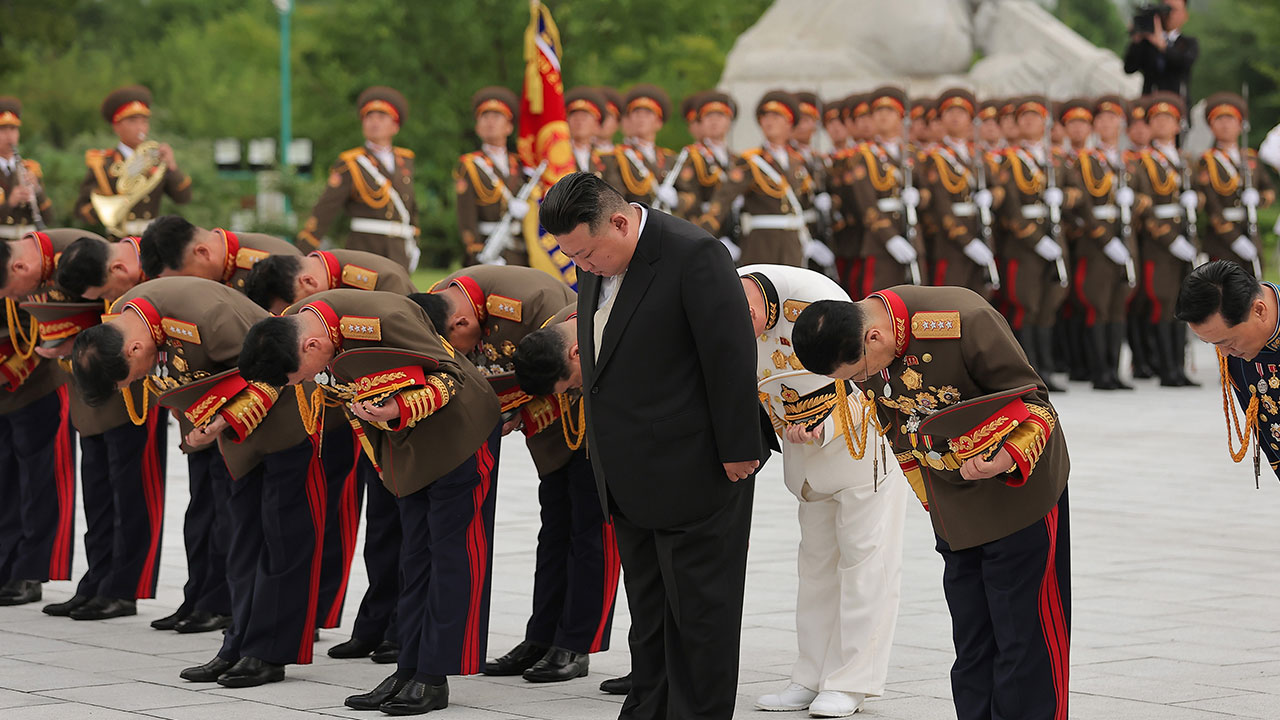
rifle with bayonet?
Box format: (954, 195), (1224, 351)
(900, 106), (923, 285)
(1042, 107), (1071, 288)
(971, 114), (1002, 290)
(477, 159), (548, 266)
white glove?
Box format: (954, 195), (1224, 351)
(1043, 186), (1064, 208)
(1242, 187), (1261, 209)
(1116, 186), (1135, 209)
(886, 235), (918, 264)
(1272, 214), (1280, 236)
(813, 192), (832, 214)
(655, 185), (679, 210)
(732, 195), (745, 213)
(1034, 236), (1063, 261)
(962, 239), (995, 266)
(1103, 237), (1131, 266)
(1180, 189), (1199, 211)
(974, 188), (994, 210)
(1168, 235), (1197, 262)
(507, 197), (530, 220)
(805, 239), (836, 267)
(1232, 236), (1259, 261)
(900, 186), (921, 208)
(719, 236), (741, 262)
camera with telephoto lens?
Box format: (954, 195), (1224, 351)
(1133, 2), (1172, 34)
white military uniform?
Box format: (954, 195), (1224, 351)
(740, 263), (907, 698)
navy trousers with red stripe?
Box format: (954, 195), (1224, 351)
(177, 448), (232, 617)
(396, 424), (500, 677)
(75, 408), (168, 600)
(317, 426), (366, 629)
(351, 455), (400, 644)
(936, 488), (1071, 720)
(219, 437), (326, 666)
(0, 387), (76, 583)
(525, 449), (621, 654)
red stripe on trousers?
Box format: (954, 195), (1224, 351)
(1006, 260), (1025, 330)
(50, 386), (74, 580)
(135, 406), (164, 598)
(860, 256), (877, 300)
(296, 435), (327, 664)
(588, 520), (621, 653)
(322, 433), (362, 628)
(1038, 505), (1069, 720)
(933, 259), (949, 286)
(1143, 260), (1162, 324)
(462, 440), (496, 675)
(1073, 258), (1096, 326)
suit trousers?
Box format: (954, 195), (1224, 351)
(351, 454), (400, 644)
(219, 437), (326, 666)
(177, 447), (232, 616)
(74, 407), (167, 600)
(317, 426), (366, 629)
(614, 478), (755, 720)
(936, 488), (1071, 720)
(0, 386), (75, 583)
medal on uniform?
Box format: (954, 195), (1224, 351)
(881, 369), (892, 398)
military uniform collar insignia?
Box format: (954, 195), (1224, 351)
(312, 250), (341, 290)
(122, 297), (166, 345)
(214, 228), (240, 284)
(869, 289), (909, 357)
(742, 271), (779, 331)
(1265, 283), (1280, 352)
(301, 299), (342, 351)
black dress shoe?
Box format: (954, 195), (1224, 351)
(523, 647), (589, 683)
(216, 656), (284, 688)
(345, 675), (407, 710)
(600, 673), (632, 695)
(0, 579), (41, 606)
(69, 597), (136, 621)
(180, 656), (235, 683)
(371, 640), (400, 664)
(329, 635), (380, 659)
(482, 640), (548, 676)
(151, 609), (186, 630)
(175, 610), (232, 634)
(380, 679), (448, 716)
(43, 594), (91, 617)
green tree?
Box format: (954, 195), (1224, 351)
(1055, 0), (1129, 54)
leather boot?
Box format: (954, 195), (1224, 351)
(1156, 322), (1182, 387)
(1068, 315), (1091, 382)
(1129, 318), (1156, 379)
(1034, 326), (1066, 392)
(1089, 325), (1118, 390)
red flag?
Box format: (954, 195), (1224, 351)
(518, 0), (575, 188)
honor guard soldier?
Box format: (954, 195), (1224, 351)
(673, 92), (738, 229)
(1056, 99), (1097, 384)
(794, 287), (1071, 720)
(75, 85), (191, 239)
(977, 99), (1006, 153)
(1132, 92), (1199, 387)
(596, 87), (624, 152)
(848, 86), (926, 297)
(299, 87), (419, 270)
(999, 98), (1020, 145)
(740, 265), (907, 718)
(847, 94), (874, 146)
(238, 289), (501, 715)
(1196, 92), (1276, 273)
(55, 233), (233, 634)
(1124, 98), (1158, 379)
(792, 91), (834, 260)
(921, 88), (999, 294)
(72, 277), (325, 688)
(828, 95), (867, 295)
(680, 92), (705, 143)
(456, 87), (530, 267)
(599, 85), (678, 205)
(565, 87), (608, 176)
(696, 91), (815, 268)
(0, 98), (53, 237)
(139, 214), (300, 291)
(996, 95), (1083, 391)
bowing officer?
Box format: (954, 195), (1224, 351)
(1195, 92), (1276, 273)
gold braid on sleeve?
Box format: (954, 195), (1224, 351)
(1002, 404), (1056, 483)
(396, 375), (452, 428)
(220, 382), (281, 441)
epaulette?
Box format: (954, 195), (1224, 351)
(393, 147), (415, 159)
(910, 311), (961, 340)
(341, 264), (378, 291)
(339, 315), (381, 341)
(338, 147), (366, 162)
(20, 159), (41, 179)
(782, 299), (810, 323)
(161, 317), (201, 345)
(486, 295), (522, 323)
(742, 148), (764, 159)
(234, 247), (270, 270)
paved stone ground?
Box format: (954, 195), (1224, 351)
(2, 342), (1279, 718)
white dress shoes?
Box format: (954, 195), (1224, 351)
(755, 683), (818, 711)
(808, 691), (864, 717)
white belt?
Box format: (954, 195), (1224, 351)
(740, 213), (806, 234)
(0, 224), (36, 239)
(876, 197), (904, 213)
(950, 202), (977, 218)
(700, 201), (712, 214)
(802, 208), (820, 224)
(1152, 204), (1183, 220)
(476, 221), (521, 237)
(121, 219), (152, 236)
(1092, 205), (1119, 221)
(352, 217), (417, 240)
(1222, 207), (1247, 223)
(1021, 204), (1048, 219)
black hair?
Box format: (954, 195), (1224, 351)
(514, 325), (571, 396)
(409, 292), (452, 338)
(792, 299), (867, 376)
(0, 241), (11, 289)
(138, 215), (198, 277)
(54, 236), (111, 297)
(245, 255), (303, 310)
(71, 323), (131, 406)
(238, 316), (301, 387)
(1175, 259), (1261, 326)
(538, 172), (628, 236)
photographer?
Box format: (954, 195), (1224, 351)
(1123, 0), (1198, 101)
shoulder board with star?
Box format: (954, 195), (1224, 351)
(339, 316), (381, 341)
(235, 247), (270, 270)
(161, 318), (201, 344)
(486, 294), (522, 323)
(340, 264), (379, 291)
(910, 311), (961, 340)
(782, 299), (810, 323)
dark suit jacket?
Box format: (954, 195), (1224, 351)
(1124, 33), (1198, 97)
(578, 206), (768, 529)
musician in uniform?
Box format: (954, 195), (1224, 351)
(298, 87), (419, 270)
(0, 98), (52, 238)
(139, 214), (300, 292)
(238, 290), (501, 715)
(741, 265), (907, 718)
(793, 288), (1071, 720)
(674, 92), (738, 237)
(455, 87), (529, 267)
(75, 85), (191, 239)
(1195, 92), (1276, 272)
(599, 85), (678, 205)
(71, 277), (325, 688)
(565, 87), (608, 176)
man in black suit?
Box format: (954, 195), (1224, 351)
(540, 172), (769, 719)
(1123, 0), (1198, 101)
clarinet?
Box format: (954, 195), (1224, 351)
(11, 148), (45, 230)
